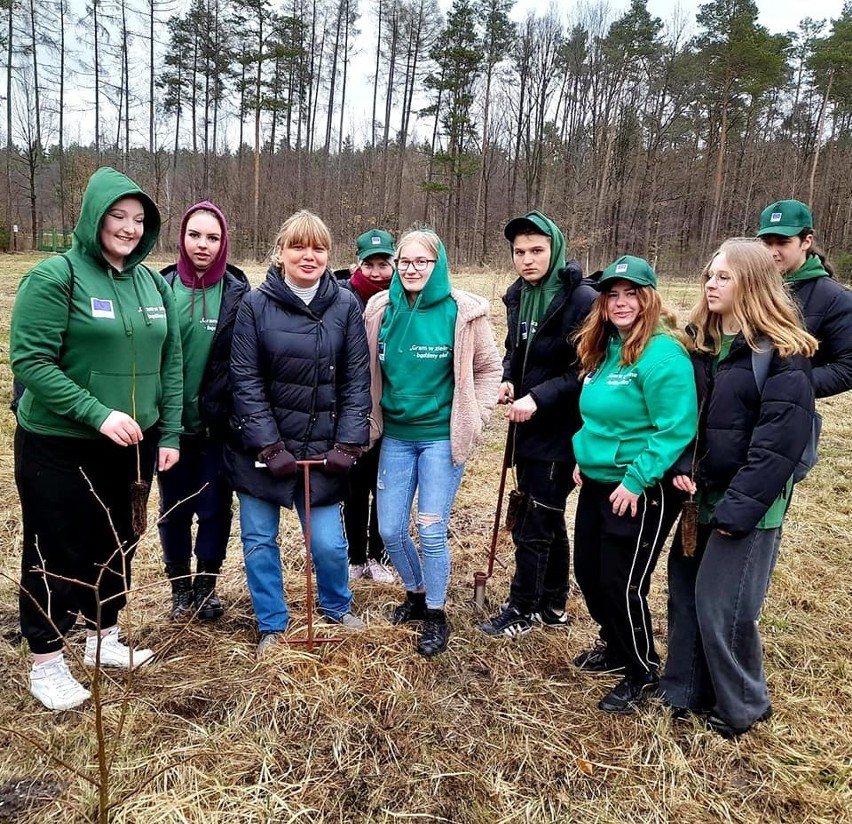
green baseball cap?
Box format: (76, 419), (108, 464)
(595, 255), (657, 291)
(503, 210), (553, 241)
(356, 228), (395, 260)
(757, 200), (814, 237)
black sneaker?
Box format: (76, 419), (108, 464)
(478, 606), (533, 638)
(598, 673), (660, 714)
(705, 705), (772, 739)
(531, 607), (571, 628)
(573, 642), (625, 673)
(387, 591), (427, 624)
(418, 609), (449, 657)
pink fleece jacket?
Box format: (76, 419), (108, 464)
(364, 288), (502, 465)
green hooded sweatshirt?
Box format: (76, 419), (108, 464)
(11, 167), (183, 447)
(515, 210), (566, 345)
(786, 252), (830, 283)
(572, 332), (697, 494)
(378, 234), (458, 441)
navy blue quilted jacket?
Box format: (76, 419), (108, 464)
(225, 266), (371, 507)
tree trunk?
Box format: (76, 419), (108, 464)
(808, 71), (833, 206)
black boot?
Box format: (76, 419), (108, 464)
(165, 563), (194, 621)
(387, 590), (427, 624)
(418, 609), (449, 657)
(194, 561), (224, 621)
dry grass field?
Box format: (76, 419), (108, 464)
(0, 253), (850, 823)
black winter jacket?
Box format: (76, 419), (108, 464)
(161, 264), (250, 438)
(684, 335), (814, 537)
(788, 274), (852, 398)
(502, 262), (596, 462)
(225, 267), (371, 507)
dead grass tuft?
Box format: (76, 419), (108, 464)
(0, 256), (850, 822)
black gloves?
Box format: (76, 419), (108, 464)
(323, 443), (363, 476)
(258, 442), (297, 477)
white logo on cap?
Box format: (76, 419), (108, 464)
(615, 263), (628, 273)
(371, 236), (381, 245)
(770, 212), (783, 222)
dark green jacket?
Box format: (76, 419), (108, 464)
(11, 167), (183, 447)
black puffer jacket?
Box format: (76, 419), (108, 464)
(502, 262), (596, 462)
(789, 274), (852, 398)
(689, 335), (814, 536)
(161, 263), (250, 437)
(225, 267), (371, 507)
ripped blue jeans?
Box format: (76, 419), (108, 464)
(376, 436), (465, 609)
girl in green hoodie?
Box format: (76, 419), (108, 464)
(11, 167), (183, 711)
(571, 256), (697, 715)
(364, 230), (502, 657)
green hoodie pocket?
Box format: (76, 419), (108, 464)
(86, 370), (161, 429)
(382, 392), (443, 427)
(573, 429), (621, 474)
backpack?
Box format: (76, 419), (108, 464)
(751, 340), (821, 483)
(10, 254), (75, 416)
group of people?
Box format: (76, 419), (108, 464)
(477, 201), (849, 739)
(9, 167), (850, 742)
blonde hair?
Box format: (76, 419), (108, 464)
(575, 283), (682, 374)
(395, 229), (440, 260)
(690, 237), (818, 358)
(272, 210), (332, 267)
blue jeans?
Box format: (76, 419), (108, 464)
(376, 437), (465, 610)
(237, 492), (352, 632)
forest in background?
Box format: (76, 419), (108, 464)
(3, 0), (852, 275)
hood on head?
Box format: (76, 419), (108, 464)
(504, 209), (566, 280)
(389, 231), (451, 309)
(72, 166), (160, 270)
(177, 200), (230, 288)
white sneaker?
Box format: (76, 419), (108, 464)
(84, 627), (155, 670)
(30, 657), (91, 711)
(324, 612), (366, 630)
(349, 563), (368, 580)
(366, 558), (396, 584)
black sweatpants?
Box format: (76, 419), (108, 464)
(573, 477), (682, 677)
(343, 439), (385, 564)
(16, 426), (158, 654)
(507, 458), (574, 614)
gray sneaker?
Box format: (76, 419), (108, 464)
(325, 612), (366, 630)
(256, 631), (284, 659)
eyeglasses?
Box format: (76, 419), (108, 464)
(395, 258), (436, 272)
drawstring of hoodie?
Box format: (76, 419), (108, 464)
(394, 292), (423, 353)
(106, 268), (153, 339)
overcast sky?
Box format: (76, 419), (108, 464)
(501, 0), (845, 32)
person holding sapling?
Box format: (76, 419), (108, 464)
(478, 210), (595, 639)
(661, 238), (816, 738)
(158, 201), (250, 621)
(571, 256), (696, 714)
(11, 166), (182, 711)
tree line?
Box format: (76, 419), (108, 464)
(3, 0), (852, 277)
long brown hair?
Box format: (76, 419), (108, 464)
(575, 282), (681, 374)
(690, 238), (818, 358)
